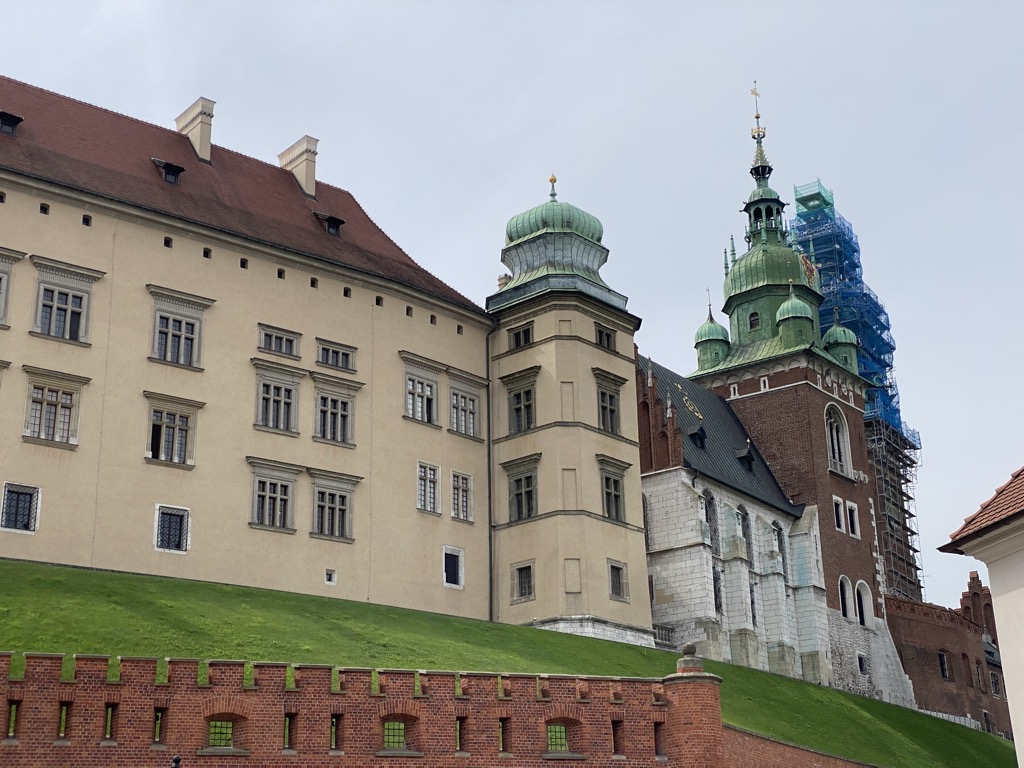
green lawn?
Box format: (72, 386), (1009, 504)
(0, 559), (1015, 768)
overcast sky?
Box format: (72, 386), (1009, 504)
(4, 1), (1021, 609)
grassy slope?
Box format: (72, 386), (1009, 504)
(0, 559), (1014, 768)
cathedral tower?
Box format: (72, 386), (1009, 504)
(690, 104), (914, 703)
(486, 178), (653, 645)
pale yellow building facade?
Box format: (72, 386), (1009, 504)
(0, 79), (653, 644)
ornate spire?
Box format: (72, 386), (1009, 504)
(549, 173), (558, 201)
(723, 248), (729, 275)
(749, 81), (772, 183)
(729, 235), (737, 264)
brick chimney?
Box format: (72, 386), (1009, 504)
(278, 135), (319, 197)
(175, 97), (216, 162)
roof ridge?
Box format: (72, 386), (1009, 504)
(0, 74), (186, 139)
(973, 465), (1024, 514)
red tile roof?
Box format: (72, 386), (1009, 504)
(0, 76), (481, 313)
(944, 465), (1024, 552)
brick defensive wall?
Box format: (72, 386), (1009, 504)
(0, 648), (866, 766)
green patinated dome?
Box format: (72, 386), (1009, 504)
(776, 290), (815, 324)
(823, 322), (858, 347)
(505, 180), (603, 246)
(724, 243), (818, 300)
(748, 184), (781, 204)
(695, 313), (730, 344)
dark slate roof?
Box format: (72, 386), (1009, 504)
(943, 465), (1024, 553)
(639, 356), (802, 518)
(0, 76), (482, 314)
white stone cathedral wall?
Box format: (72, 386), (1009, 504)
(643, 468), (830, 682)
(827, 608), (915, 707)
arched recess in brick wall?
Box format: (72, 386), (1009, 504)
(639, 401), (652, 470)
(655, 430), (670, 468)
(984, 603), (997, 641)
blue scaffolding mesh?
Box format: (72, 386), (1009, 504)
(791, 180), (924, 600)
(789, 180), (920, 449)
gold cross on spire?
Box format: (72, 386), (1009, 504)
(750, 80), (765, 142)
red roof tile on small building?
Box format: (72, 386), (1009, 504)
(943, 465), (1024, 553)
(0, 76), (482, 314)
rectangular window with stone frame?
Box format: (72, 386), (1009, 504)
(400, 352), (447, 427)
(316, 337), (357, 372)
(502, 453), (541, 522)
(511, 560), (535, 603)
(417, 462), (439, 514)
(247, 457), (302, 532)
(1, 482), (40, 533)
(30, 255), (105, 344)
(450, 390), (478, 437)
(252, 359), (305, 434)
(258, 323), (302, 359)
(309, 468), (362, 541)
(451, 472), (472, 521)
(311, 371), (363, 447)
(592, 368), (628, 435)
(0, 247), (25, 329)
(144, 391), (205, 468)
(147, 285), (215, 369)
(596, 454), (630, 523)
(608, 559), (629, 602)
(501, 366), (540, 436)
(21, 366), (90, 449)
(155, 505), (189, 552)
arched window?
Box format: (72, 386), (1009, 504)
(962, 654), (973, 687)
(839, 576), (852, 619)
(825, 405), (851, 475)
(748, 312), (761, 331)
(855, 581), (873, 627)
(704, 492), (720, 557)
(737, 507), (753, 564)
(772, 521), (788, 582)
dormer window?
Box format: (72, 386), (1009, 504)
(735, 444), (755, 472)
(748, 312), (760, 331)
(0, 111), (24, 136)
(151, 158), (184, 185)
(314, 212), (345, 236)
(687, 423), (707, 450)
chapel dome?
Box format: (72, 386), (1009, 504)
(823, 322), (858, 347)
(695, 314), (730, 344)
(776, 290), (815, 324)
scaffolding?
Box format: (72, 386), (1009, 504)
(790, 180), (924, 601)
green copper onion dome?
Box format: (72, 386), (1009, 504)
(776, 284), (815, 324)
(695, 309), (730, 344)
(505, 175), (604, 246)
(823, 322), (858, 346)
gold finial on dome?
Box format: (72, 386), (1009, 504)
(549, 173), (558, 201)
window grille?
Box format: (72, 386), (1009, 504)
(382, 720), (405, 749)
(208, 720), (233, 747)
(157, 507), (188, 551)
(2, 485), (39, 531)
(546, 723), (568, 752)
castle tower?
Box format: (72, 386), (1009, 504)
(486, 177), (653, 645)
(690, 102), (914, 703)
